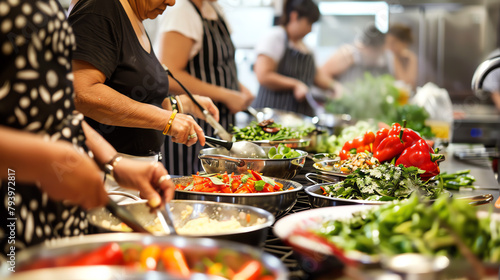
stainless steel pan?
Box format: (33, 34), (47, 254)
(173, 176), (303, 218)
(88, 196), (274, 247)
(199, 146), (307, 179)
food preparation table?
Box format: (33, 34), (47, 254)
(264, 143), (500, 279)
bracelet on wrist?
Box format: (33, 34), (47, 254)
(175, 96), (184, 113)
(103, 154), (123, 178)
(169, 96), (178, 112)
(163, 109), (178, 135)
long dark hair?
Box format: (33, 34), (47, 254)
(280, 0), (320, 26)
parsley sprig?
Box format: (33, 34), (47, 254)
(322, 163), (442, 201)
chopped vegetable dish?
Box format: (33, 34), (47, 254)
(175, 170), (286, 193)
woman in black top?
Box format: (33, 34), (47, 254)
(0, 0), (175, 256)
(69, 0), (219, 158)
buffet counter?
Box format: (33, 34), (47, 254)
(265, 143), (500, 279)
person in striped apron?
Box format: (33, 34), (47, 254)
(156, 0), (254, 175)
(252, 0), (338, 117)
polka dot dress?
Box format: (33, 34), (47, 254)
(0, 0), (89, 255)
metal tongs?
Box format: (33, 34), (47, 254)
(162, 65), (232, 141)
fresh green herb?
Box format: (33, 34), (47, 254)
(232, 122), (313, 141)
(254, 180), (266, 191)
(268, 143), (301, 159)
(324, 73), (434, 139)
(433, 170), (475, 190)
(322, 163), (440, 201)
(315, 193), (500, 262)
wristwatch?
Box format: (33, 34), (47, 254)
(103, 155), (123, 178)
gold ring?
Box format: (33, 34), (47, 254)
(187, 133), (198, 140)
(157, 174), (171, 185)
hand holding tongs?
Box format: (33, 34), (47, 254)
(162, 65), (232, 141)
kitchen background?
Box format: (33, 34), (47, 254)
(59, 0), (500, 105)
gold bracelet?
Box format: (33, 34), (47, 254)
(175, 96), (184, 114)
(163, 109), (178, 135)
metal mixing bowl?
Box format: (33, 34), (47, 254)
(199, 146), (307, 179)
(2, 234), (288, 279)
(173, 177), (303, 218)
(88, 199), (274, 247)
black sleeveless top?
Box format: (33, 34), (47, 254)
(69, 0), (170, 156)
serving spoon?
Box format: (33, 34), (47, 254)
(205, 136), (267, 158)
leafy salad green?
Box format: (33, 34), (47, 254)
(321, 163), (442, 201)
(268, 144), (301, 159)
(315, 193), (500, 262)
(232, 121), (313, 141)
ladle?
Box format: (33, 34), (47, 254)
(205, 136), (267, 158)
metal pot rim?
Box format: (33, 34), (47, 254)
(103, 199), (276, 236)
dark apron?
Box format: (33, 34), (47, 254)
(253, 33), (316, 116)
(164, 2), (239, 175)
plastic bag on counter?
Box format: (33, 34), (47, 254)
(411, 82), (453, 139)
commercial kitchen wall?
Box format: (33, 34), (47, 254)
(57, 0), (500, 105)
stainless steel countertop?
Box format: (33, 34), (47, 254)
(441, 144), (499, 211)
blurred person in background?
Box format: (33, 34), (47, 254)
(321, 25), (393, 85)
(1, 0), (175, 255)
(155, 0), (254, 175)
(479, 49), (500, 111)
(252, 0), (337, 117)
(386, 23), (418, 89)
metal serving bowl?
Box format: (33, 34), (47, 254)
(305, 183), (387, 208)
(304, 173), (485, 208)
(199, 146), (307, 179)
(2, 233), (288, 279)
(88, 199), (274, 247)
(5, 267), (220, 280)
(173, 177), (303, 218)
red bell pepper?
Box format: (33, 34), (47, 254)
(373, 128), (389, 152)
(249, 170), (263, 181)
(395, 139), (445, 180)
(373, 134), (405, 163)
(69, 242), (124, 266)
(388, 123), (402, 136)
(339, 149), (350, 160)
(401, 128), (423, 150)
(363, 131), (375, 145)
(340, 131), (376, 159)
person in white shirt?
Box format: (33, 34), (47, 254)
(156, 0), (254, 175)
(252, 0), (337, 117)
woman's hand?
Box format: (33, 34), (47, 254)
(38, 142), (109, 210)
(293, 81), (309, 101)
(168, 112), (206, 146)
(177, 95), (220, 122)
(112, 160), (175, 208)
(224, 88), (255, 114)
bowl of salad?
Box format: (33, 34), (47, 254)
(4, 233), (288, 280)
(173, 170), (303, 218)
(199, 144), (307, 180)
(273, 194), (500, 277)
